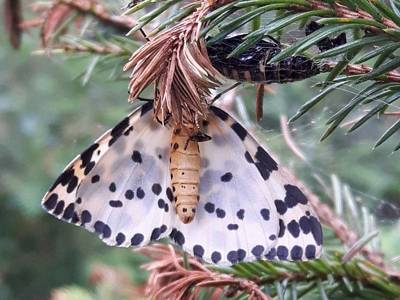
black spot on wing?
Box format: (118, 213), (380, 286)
(152, 183), (162, 195)
(251, 245), (264, 257)
(193, 245), (205, 258)
(66, 176), (78, 193)
(109, 182), (117, 192)
(81, 210), (92, 225)
(244, 151), (254, 164)
(284, 184), (308, 208)
(220, 172), (233, 182)
(124, 126), (133, 136)
(237, 249), (246, 262)
(227, 224), (239, 230)
(150, 227), (161, 240)
(310, 216), (323, 245)
(265, 248), (276, 260)
(210, 106), (229, 121)
(291, 245), (303, 260)
(254, 163), (270, 181)
(227, 249), (246, 264)
(109, 200), (123, 208)
(158, 199), (166, 209)
(175, 231), (185, 246)
(94, 221), (111, 238)
(277, 246), (288, 260)
(169, 228), (185, 246)
(204, 202), (215, 213)
(254, 147), (278, 180)
(216, 208), (226, 218)
(131, 233), (144, 246)
(53, 201), (65, 215)
(131, 150), (143, 163)
(260, 208), (270, 221)
(136, 187), (145, 199)
(278, 219), (285, 238)
(91, 174), (100, 183)
(166, 187), (173, 202)
(109, 117), (130, 146)
(116, 233), (126, 245)
(227, 251), (238, 264)
(49, 167), (74, 192)
(274, 199), (287, 215)
(62, 203), (75, 220)
(43, 193), (58, 210)
(231, 122), (247, 140)
(160, 225), (167, 234)
(83, 161), (95, 175)
(287, 220), (300, 238)
(236, 209), (245, 220)
(211, 251), (222, 263)
(80, 143), (99, 172)
(125, 189), (134, 200)
(72, 213), (80, 224)
(305, 245), (316, 259)
(299, 216), (311, 234)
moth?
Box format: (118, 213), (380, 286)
(42, 102), (323, 265)
(207, 34), (322, 84)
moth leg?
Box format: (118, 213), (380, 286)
(184, 132), (212, 150)
(210, 82), (241, 105)
(137, 96), (154, 102)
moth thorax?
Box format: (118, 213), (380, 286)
(170, 127), (200, 224)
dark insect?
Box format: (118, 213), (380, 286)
(206, 35), (321, 84)
(305, 21), (347, 52)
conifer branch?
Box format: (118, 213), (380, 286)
(58, 0), (135, 32)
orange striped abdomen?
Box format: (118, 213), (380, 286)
(170, 128), (200, 224)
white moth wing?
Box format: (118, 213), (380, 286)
(173, 106), (322, 265)
(266, 168), (323, 261)
(42, 102), (175, 247)
(172, 107), (280, 265)
(210, 106), (322, 261)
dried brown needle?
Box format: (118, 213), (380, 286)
(136, 244), (271, 300)
(124, 1), (223, 127)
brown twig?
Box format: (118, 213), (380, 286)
(280, 115), (307, 161)
(36, 0), (142, 47)
(308, 0), (400, 29)
(32, 42), (126, 56)
(59, 0), (135, 31)
(323, 61), (400, 83)
(382, 111), (400, 116)
(256, 84), (264, 122)
(4, 0), (23, 49)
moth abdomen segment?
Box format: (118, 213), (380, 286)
(170, 127), (201, 224)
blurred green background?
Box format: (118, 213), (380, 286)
(1, 24), (399, 299)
